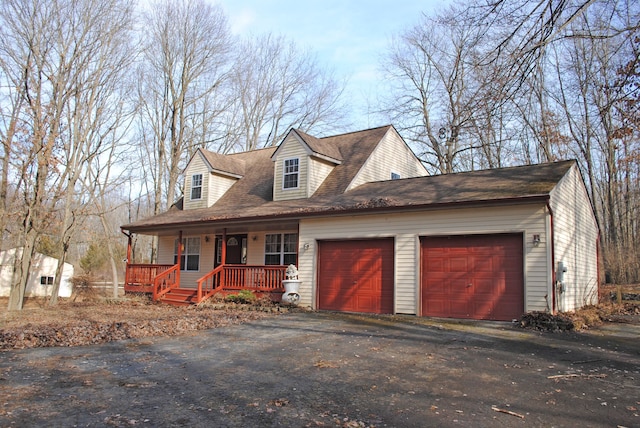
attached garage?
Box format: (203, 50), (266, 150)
(317, 239), (394, 314)
(420, 234), (524, 321)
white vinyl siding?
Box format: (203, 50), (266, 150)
(308, 157), (335, 195)
(208, 172), (236, 205)
(348, 128), (428, 190)
(298, 204), (549, 314)
(273, 134), (309, 201)
(549, 164), (599, 311)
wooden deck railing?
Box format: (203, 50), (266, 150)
(125, 263), (288, 304)
(125, 264), (174, 288)
(152, 264), (179, 301)
(196, 265), (224, 302)
(222, 265), (287, 291)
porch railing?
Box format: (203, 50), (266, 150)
(125, 263), (174, 288)
(125, 263), (288, 304)
(223, 265), (287, 291)
(196, 264), (224, 301)
(152, 264), (179, 301)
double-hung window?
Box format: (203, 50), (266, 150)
(264, 233), (298, 265)
(174, 237), (201, 271)
(283, 158), (299, 189)
(191, 174), (203, 200)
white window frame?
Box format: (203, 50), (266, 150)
(264, 233), (298, 265)
(190, 174), (203, 200)
(391, 172), (401, 180)
(174, 237), (201, 271)
(282, 158), (299, 190)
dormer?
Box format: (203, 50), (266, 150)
(271, 129), (342, 201)
(183, 149), (245, 210)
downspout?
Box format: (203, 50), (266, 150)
(596, 237), (601, 303)
(546, 201), (556, 314)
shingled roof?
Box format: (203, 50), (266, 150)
(199, 150), (246, 177)
(122, 125), (576, 233)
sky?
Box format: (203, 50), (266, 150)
(215, 0), (446, 131)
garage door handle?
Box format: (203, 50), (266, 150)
(467, 284), (472, 288)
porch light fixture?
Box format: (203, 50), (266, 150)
(252, 235), (257, 241)
(303, 243), (310, 250)
(532, 234), (541, 246)
(204, 236), (210, 242)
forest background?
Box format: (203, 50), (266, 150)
(0, 0), (638, 310)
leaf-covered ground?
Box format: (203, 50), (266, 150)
(1, 284), (638, 349)
(0, 296), (286, 350)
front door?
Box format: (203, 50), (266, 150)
(216, 234), (247, 265)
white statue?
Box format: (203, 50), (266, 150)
(285, 264), (299, 280)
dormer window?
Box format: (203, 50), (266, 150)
(283, 158), (299, 189)
(191, 174), (203, 200)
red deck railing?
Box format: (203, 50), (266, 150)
(196, 265), (224, 301)
(222, 265), (287, 291)
(124, 264), (175, 292)
(152, 264), (179, 301)
(125, 263), (288, 304)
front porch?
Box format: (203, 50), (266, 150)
(122, 223), (301, 306)
(124, 263), (288, 306)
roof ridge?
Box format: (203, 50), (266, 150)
(316, 124), (392, 140)
(422, 159), (576, 179)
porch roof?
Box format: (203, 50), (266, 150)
(122, 155), (575, 234)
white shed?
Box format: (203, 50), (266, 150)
(0, 248), (74, 298)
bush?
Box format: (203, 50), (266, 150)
(224, 290), (256, 304)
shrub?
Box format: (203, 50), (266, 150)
(224, 290), (256, 304)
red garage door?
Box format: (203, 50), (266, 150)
(420, 234), (524, 321)
(318, 239), (394, 314)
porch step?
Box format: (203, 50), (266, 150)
(160, 288), (199, 306)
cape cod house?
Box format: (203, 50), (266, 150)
(121, 125), (599, 321)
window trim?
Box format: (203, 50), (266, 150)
(190, 174), (203, 200)
(282, 157), (300, 190)
(174, 236), (201, 272)
(391, 172), (401, 180)
(264, 233), (298, 265)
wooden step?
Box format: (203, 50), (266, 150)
(161, 288), (199, 306)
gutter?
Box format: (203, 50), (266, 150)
(122, 194), (552, 234)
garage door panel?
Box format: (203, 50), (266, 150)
(318, 239), (394, 314)
(421, 234), (524, 321)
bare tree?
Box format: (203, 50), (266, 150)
(136, 0), (233, 214)
(46, 0), (135, 305)
(0, 0), (135, 309)
(382, 7), (496, 173)
(0, 0), (69, 310)
(222, 33), (348, 152)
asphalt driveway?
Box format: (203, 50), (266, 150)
(0, 312), (638, 427)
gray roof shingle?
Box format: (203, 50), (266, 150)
(122, 126), (575, 233)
